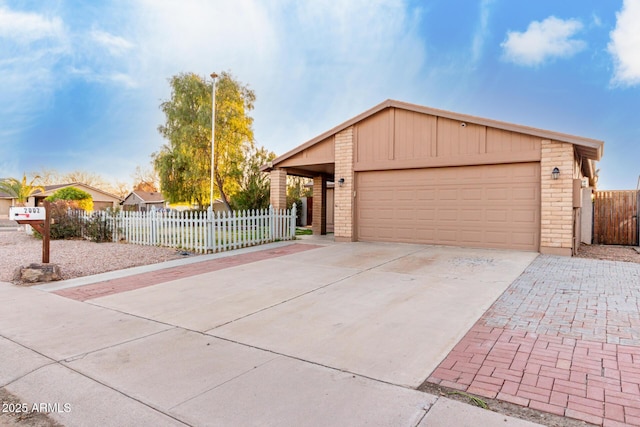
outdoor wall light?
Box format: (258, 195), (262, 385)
(552, 167), (560, 180)
(338, 178), (345, 187)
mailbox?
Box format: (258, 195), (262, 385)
(9, 206), (47, 221)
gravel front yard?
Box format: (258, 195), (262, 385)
(0, 229), (188, 283)
(576, 243), (640, 263)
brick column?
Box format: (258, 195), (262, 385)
(270, 169), (287, 211)
(540, 140), (574, 256)
(312, 175), (326, 235)
(334, 126), (355, 242)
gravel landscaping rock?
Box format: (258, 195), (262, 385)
(0, 230), (188, 283)
(576, 243), (640, 263)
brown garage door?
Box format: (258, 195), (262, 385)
(356, 163), (540, 251)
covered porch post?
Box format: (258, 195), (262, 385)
(269, 169), (287, 211)
(312, 175), (327, 235)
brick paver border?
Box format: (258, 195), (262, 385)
(428, 256), (640, 426)
(53, 243), (322, 302)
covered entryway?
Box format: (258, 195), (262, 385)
(356, 163), (540, 251)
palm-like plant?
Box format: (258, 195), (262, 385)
(0, 174), (45, 205)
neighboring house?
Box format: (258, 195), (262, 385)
(122, 191), (166, 212)
(29, 183), (122, 210)
(0, 185), (11, 219)
(263, 99), (604, 256)
(121, 191), (230, 213)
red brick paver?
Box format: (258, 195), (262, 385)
(428, 256), (640, 426)
(53, 244), (322, 301)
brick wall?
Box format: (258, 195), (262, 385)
(540, 140), (574, 256)
(312, 176), (326, 235)
(334, 127), (354, 241)
(269, 169), (287, 211)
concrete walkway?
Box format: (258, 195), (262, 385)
(428, 255), (640, 426)
(0, 241), (541, 426)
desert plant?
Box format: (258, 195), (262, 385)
(0, 174), (44, 205)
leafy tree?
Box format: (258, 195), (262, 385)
(154, 71), (255, 210)
(131, 164), (159, 192)
(110, 181), (131, 199)
(230, 146), (276, 210)
(46, 187), (93, 211)
(0, 174), (45, 205)
(286, 176), (312, 224)
(30, 168), (125, 198)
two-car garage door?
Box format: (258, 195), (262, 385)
(356, 163), (540, 251)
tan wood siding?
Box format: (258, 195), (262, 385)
(393, 109), (437, 161)
(279, 136), (335, 168)
(356, 163), (540, 251)
(355, 109), (541, 171)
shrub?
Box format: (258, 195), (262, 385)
(48, 200), (83, 239)
(84, 212), (115, 243)
(46, 187), (93, 211)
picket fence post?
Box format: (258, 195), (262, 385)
(290, 203), (297, 240)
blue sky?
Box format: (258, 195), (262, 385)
(1, 0), (639, 190)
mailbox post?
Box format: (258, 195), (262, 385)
(10, 201), (51, 263)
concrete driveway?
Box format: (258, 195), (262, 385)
(1, 241), (539, 426)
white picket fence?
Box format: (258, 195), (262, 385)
(78, 205), (297, 253)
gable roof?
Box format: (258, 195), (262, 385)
(126, 190), (165, 203)
(34, 182), (122, 201)
(263, 99), (604, 172)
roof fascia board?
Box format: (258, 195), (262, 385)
(265, 99), (604, 169)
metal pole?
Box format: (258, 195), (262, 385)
(42, 200), (50, 263)
(209, 72), (218, 212)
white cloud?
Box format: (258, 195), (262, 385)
(90, 29), (134, 56)
(472, 0), (495, 64)
(501, 16), (586, 66)
(0, 6), (70, 147)
(1, 0), (428, 179)
(0, 6), (65, 44)
(125, 0), (427, 153)
(608, 0), (640, 86)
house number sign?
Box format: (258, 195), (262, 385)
(10, 206), (47, 221)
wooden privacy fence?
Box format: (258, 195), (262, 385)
(593, 190), (639, 245)
(77, 205), (297, 253)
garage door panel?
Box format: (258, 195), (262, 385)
(356, 163), (540, 251)
(437, 229), (458, 242)
(512, 232), (537, 246)
(486, 210), (508, 222)
(459, 209), (481, 222)
(513, 186), (538, 201)
(513, 210), (537, 223)
(461, 188), (482, 201)
(485, 230), (509, 244)
(459, 229), (483, 244)
(486, 188), (509, 201)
